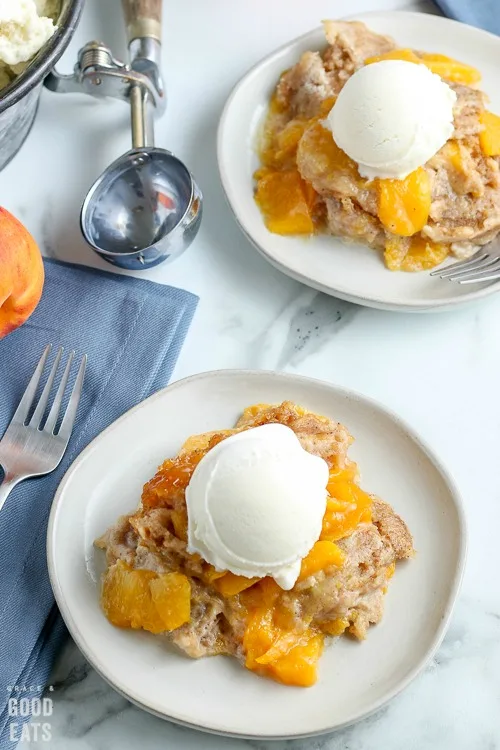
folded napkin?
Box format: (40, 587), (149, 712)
(0, 258), (198, 748)
(434, 0), (500, 36)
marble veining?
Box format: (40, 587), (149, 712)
(242, 288), (358, 371)
(274, 293), (359, 370)
(4, 0), (500, 747)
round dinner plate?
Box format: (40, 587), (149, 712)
(47, 370), (466, 739)
(218, 11), (500, 312)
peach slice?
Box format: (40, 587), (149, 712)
(243, 606), (324, 687)
(268, 632), (324, 687)
(377, 167), (431, 237)
(419, 53), (481, 85)
(101, 560), (163, 633)
(203, 565), (227, 584)
(255, 170), (315, 235)
(365, 48), (422, 65)
(479, 111), (500, 157)
(214, 572), (259, 597)
(321, 472), (372, 541)
(255, 629), (311, 665)
(273, 119), (310, 168)
(384, 236), (449, 272)
(101, 561), (191, 634)
(298, 540), (345, 581)
(243, 607), (277, 671)
(149, 572), (191, 630)
(298, 121), (360, 181)
(365, 49), (481, 85)
(319, 618), (350, 636)
(318, 96), (337, 117)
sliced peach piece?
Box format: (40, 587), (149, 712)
(442, 140), (465, 173)
(273, 605), (304, 632)
(141, 452), (205, 506)
(377, 167), (431, 237)
(256, 630), (310, 665)
(298, 540), (345, 582)
(319, 617), (350, 636)
(101, 560), (164, 633)
(402, 236), (449, 271)
(243, 607), (277, 670)
(419, 53), (481, 85)
(365, 49), (481, 85)
(299, 121), (359, 178)
(327, 474), (373, 511)
(274, 119), (309, 167)
(214, 572), (259, 597)
(384, 236), (449, 272)
(327, 461), (359, 483)
(442, 142), (481, 197)
(239, 402), (274, 422)
(149, 572), (191, 631)
(255, 170), (315, 235)
(253, 166), (274, 181)
(318, 96), (337, 116)
(479, 111), (500, 157)
(269, 89), (287, 116)
(203, 564), (227, 584)
(320, 468), (372, 541)
(365, 48), (422, 65)
(268, 632), (324, 687)
(240, 577), (282, 611)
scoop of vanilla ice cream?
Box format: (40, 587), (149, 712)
(0, 0), (56, 67)
(328, 60), (457, 180)
(186, 423), (329, 590)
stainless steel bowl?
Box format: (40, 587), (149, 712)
(0, 0), (84, 170)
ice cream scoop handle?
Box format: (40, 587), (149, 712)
(122, 0), (162, 43)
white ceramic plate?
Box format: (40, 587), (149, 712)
(47, 370), (466, 739)
(218, 11), (500, 312)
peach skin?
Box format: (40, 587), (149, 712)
(0, 207), (44, 339)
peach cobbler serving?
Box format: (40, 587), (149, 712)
(96, 402), (414, 687)
(254, 21), (500, 271)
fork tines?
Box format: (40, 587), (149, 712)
(430, 250), (500, 284)
(13, 345), (86, 437)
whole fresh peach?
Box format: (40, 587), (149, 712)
(0, 207), (44, 339)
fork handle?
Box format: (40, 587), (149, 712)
(0, 474), (19, 513)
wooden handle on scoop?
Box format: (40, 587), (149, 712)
(122, 0), (162, 42)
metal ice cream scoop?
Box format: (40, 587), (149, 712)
(47, 0), (202, 270)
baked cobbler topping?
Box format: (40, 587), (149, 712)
(254, 21), (500, 272)
(96, 401), (414, 687)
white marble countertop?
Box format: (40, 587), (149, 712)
(5, 0), (500, 747)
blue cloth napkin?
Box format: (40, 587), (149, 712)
(0, 258), (198, 748)
(434, 0), (500, 36)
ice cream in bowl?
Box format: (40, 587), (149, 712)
(0, 1), (59, 87)
(95, 401), (414, 687)
(0, 0), (83, 169)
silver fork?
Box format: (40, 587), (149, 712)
(0, 344), (86, 512)
(430, 242), (500, 283)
